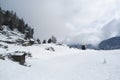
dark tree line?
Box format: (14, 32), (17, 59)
(36, 36), (57, 44)
(45, 36), (57, 44)
(0, 7), (34, 39)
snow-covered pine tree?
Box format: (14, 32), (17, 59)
(51, 36), (57, 43)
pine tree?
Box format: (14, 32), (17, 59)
(81, 45), (86, 50)
(0, 8), (4, 29)
(42, 40), (46, 44)
(4, 10), (10, 25)
(51, 36), (57, 43)
(18, 18), (25, 33)
(48, 38), (52, 43)
(37, 38), (41, 44)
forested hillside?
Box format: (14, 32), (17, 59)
(0, 7), (34, 39)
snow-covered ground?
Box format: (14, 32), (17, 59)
(0, 25), (120, 80)
(0, 43), (120, 80)
(0, 26), (25, 42)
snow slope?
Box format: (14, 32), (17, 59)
(0, 43), (120, 80)
(0, 25), (25, 42)
(0, 25), (120, 80)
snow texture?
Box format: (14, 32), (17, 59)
(0, 43), (120, 80)
(0, 25), (120, 80)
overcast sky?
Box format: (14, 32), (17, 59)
(1, 0), (120, 45)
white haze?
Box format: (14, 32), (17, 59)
(1, 0), (120, 45)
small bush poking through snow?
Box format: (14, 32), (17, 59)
(103, 58), (107, 64)
(0, 54), (5, 60)
(45, 47), (55, 52)
(0, 44), (8, 49)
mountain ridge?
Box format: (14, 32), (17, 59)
(99, 36), (120, 50)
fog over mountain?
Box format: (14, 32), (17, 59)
(1, 0), (120, 45)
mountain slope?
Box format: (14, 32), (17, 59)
(99, 36), (120, 50)
(0, 25), (25, 43)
